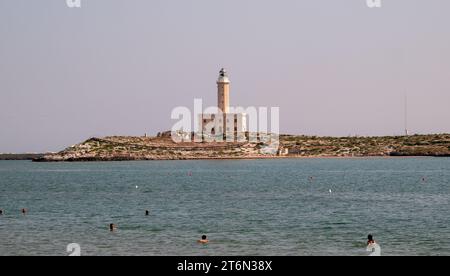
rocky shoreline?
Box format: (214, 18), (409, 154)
(32, 134), (450, 162)
(0, 153), (45, 161)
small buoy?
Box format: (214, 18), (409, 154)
(136, 185), (139, 189)
(329, 189), (332, 194)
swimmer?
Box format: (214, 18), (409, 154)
(367, 234), (375, 245)
(145, 210), (150, 216)
(109, 223), (116, 232)
(198, 235), (209, 244)
(0, 209), (3, 215)
(21, 208), (27, 215)
(366, 234), (381, 256)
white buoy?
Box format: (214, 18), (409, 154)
(329, 189), (332, 193)
(136, 185), (139, 189)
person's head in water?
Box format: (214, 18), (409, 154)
(110, 223), (115, 231)
(367, 234), (374, 245)
(21, 208), (26, 214)
(0, 209), (3, 215)
(198, 235), (209, 244)
(145, 210), (149, 216)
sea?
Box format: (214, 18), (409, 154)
(0, 158), (449, 256)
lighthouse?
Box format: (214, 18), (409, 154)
(217, 68), (230, 114)
(198, 68), (247, 141)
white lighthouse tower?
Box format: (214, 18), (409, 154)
(217, 68), (230, 114)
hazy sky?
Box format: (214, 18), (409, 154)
(1, 0), (449, 152)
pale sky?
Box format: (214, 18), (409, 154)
(1, 0), (449, 153)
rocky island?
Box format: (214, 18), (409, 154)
(33, 133), (450, 162)
(31, 70), (450, 162)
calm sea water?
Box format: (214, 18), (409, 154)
(0, 158), (449, 256)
